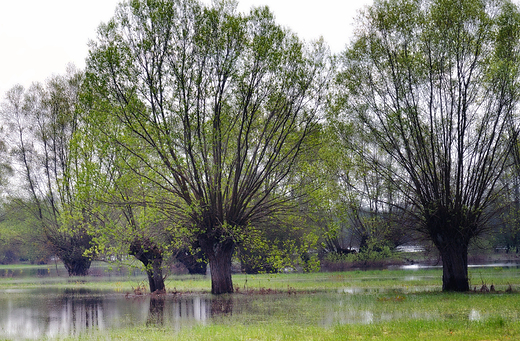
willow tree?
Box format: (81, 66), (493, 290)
(337, 0), (520, 291)
(2, 67), (93, 275)
(83, 0), (328, 294)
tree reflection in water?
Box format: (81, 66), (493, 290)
(210, 296), (233, 316)
(144, 295), (233, 327)
(53, 294), (105, 337)
(147, 296), (165, 326)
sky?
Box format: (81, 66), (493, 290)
(0, 0), (372, 97)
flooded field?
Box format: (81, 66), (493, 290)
(0, 263), (519, 339)
(1, 286), (520, 339)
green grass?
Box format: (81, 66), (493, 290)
(174, 319), (520, 341)
(72, 316), (520, 340)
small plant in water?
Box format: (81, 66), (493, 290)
(131, 284), (147, 295)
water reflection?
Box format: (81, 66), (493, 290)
(338, 286), (437, 294)
(322, 307), (434, 325)
(211, 296), (233, 316)
(50, 295), (105, 338)
(147, 296), (165, 325)
(0, 290), (106, 339)
(469, 309), (481, 321)
(0, 289), (215, 339)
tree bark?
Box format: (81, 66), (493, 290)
(130, 238), (165, 293)
(204, 240), (234, 295)
(145, 259), (165, 293)
(436, 237), (470, 292)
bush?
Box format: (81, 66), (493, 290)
(326, 246), (393, 263)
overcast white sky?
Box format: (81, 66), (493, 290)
(0, 0), (372, 97)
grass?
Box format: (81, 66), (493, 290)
(96, 319), (520, 341)
(72, 306), (520, 340)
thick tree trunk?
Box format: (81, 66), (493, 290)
(145, 259), (165, 293)
(130, 238), (165, 293)
(436, 238), (470, 292)
(428, 207), (473, 292)
(359, 234), (369, 252)
(62, 255), (92, 276)
(205, 240), (234, 295)
(52, 232), (93, 276)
